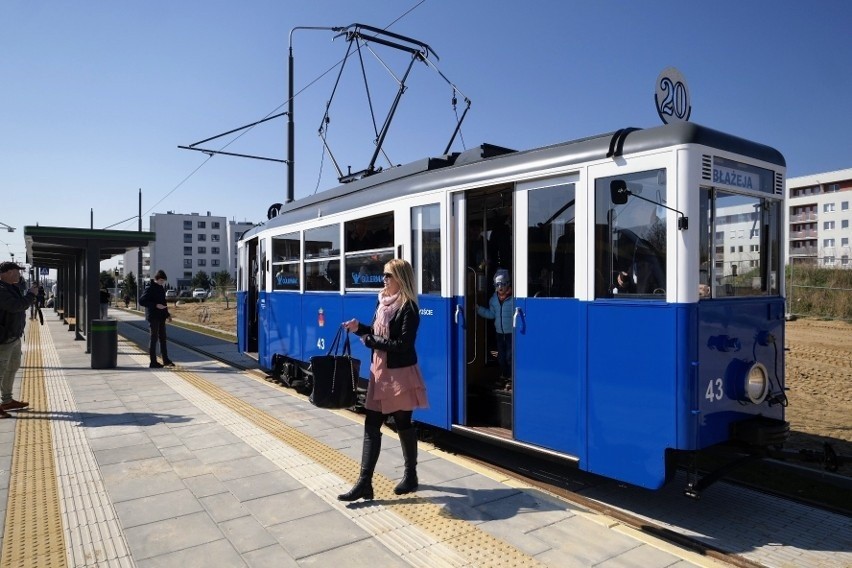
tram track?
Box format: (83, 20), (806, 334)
(116, 316), (849, 568)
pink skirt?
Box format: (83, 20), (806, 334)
(365, 351), (429, 414)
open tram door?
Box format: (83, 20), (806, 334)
(243, 236), (259, 354)
(511, 177), (584, 458)
(452, 187), (515, 437)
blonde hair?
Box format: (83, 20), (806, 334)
(384, 258), (418, 308)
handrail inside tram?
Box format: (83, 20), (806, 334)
(466, 266), (478, 365)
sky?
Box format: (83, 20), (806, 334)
(2, 1), (851, 272)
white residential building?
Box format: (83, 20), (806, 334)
(786, 168), (852, 269)
(123, 212), (255, 288)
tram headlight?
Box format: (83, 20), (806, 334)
(744, 362), (769, 404)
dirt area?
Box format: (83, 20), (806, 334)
(784, 317), (852, 472)
(164, 301), (851, 473)
(166, 299), (237, 336)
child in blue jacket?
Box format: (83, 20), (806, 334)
(477, 269), (514, 383)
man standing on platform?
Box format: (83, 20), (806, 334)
(139, 269), (174, 368)
(0, 261), (37, 419)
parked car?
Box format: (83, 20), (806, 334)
(165, 289), (177, 301)
(192, 288), (208, 300)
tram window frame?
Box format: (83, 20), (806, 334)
(526, 183), (576, 298)
(343, 212), (395, 291)
(304, 224), (341, 292)
(344, 212), (394, 253)
(411, 204), (441, 295)
(594, 169), (668, 299)
(258, 238), (268, 293)
(272, 231), (301, 291)
(702, 189), (782, 298)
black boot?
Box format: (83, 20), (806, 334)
(149, 345), (161, 368)
(338, 426), (381, 501)
(394, 428), (419, 495)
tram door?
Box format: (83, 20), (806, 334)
(456, 187), (516, 433)
(245, 237), (259, 354)
(512, 178), (583, 456)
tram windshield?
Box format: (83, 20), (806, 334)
(700, 190), (781, 298)
(595, 169), (667, 298)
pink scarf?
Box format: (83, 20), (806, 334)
(374, 290), (401, 335)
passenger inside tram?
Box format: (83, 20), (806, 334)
(611, 228), (666, 295)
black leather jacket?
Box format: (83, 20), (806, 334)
(139, 281), (170, 322)
(355, 302), (419, 369)
(0, 280), (35, 342)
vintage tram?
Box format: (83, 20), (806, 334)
(237, 121), (788, 490)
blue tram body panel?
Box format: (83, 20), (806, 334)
(695, 298), (786, 447)
(301, 294), (344, 365)
(411, 296), (451, 429)
(265, 293), (303, 366)
(257, 292), (270, 368)
(236, 291), (247, 353)
(587, 301), (679, 489)
(340, 293), (383, 374)
(514, 298), (585, 459)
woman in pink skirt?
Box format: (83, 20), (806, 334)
(339, 258), (429, 501)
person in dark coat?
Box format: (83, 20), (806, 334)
(99, 286), (110, 319)
(0, 261), (37, 418)
(339, 258), (428, 502)
(139, 269), (174, 368)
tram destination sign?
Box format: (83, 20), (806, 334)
(712, 156), (774, 193)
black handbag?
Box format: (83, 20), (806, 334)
(309, 327), (361, 409)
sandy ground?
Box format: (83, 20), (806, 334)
(784, 318), (852, 471)
(166, 301), (851, 473)
(168, 298), (238, 333)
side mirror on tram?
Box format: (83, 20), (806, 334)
(610, 180), (629, 205)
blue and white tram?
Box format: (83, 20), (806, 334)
(237, 122), (788, 490)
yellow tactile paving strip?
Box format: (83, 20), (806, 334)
(161, 369), (540, 567)
(1, 324), (67, 568)
(170, 366), (543, 567)
(4, 320), (541, 567)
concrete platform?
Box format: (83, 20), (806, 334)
(0, 310), (845, 567)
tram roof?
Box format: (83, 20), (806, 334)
(245, 121), (784, 238)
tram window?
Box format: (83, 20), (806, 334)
(272, 263), (299, 291)
(304, 224), (341, 292)
(272, 232), (300, 262)
(527, 183), (575, 298)
(344, 250), (395, 289)
(343, 213), (395, 290)
(305, 260), (340, 292)
(271, 232), (301, 291)
(345, 212), (394, 253)
(257, 238), (269, 292)
(412, 204), (441, 295)
(710, 192), (780, 297)
(595, 169), (667, 299)
(305, 224), (340, 259)
(698, 189), (712, 298)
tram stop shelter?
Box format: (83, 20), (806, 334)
(23, 226), (155, 353)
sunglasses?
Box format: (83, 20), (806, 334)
(382, 273), (394, 280)
(495, 282), (509, 288)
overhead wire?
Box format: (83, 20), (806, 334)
(103, 0), (430, 231)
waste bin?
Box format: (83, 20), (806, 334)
(91, 319), (117, 369)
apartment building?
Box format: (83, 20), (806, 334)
(123, 212), (255, 288)
(786, 168), (852, 268)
